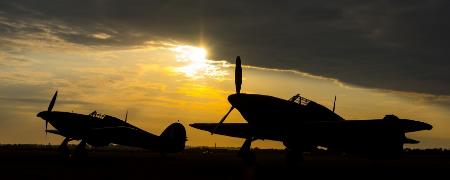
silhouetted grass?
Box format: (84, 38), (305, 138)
(0, 144), (449, 179)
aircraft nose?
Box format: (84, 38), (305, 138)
(411, 120), (433, 131)
(36, 111), (47, 119)
(227, 94), (240, 107)
(422, 122), (433, 130)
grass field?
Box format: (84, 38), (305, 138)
(0, 145), (449, 179)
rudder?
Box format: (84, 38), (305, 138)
(160, 122), (187, 153)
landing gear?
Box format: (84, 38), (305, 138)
(73, 140), (88, 158)
(238, 138), (256, 165)
(58, 137), (71, 157)
(57, 138), (88, 158)
(282, 136), (307, 166)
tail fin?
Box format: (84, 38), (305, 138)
(160, 122), (187, 153)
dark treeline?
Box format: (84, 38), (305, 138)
(403, 148), (450, 155)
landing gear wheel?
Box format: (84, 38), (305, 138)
(58, 137), (71, 158)
(73, 140), (88, 159)
(238, 138), (256, 165)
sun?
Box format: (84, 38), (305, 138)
(172, 45), (207, 64)
(171, 45), (228, 79)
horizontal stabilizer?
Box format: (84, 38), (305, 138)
(403, 137), (420, 144)
(190, 123), (252, 139)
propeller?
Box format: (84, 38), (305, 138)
(45, 91), (58, 134)
(212, 56), (242, 134)
(332, 95), (336, 112)
(125, 110), (128, 123)
(212, 106), (234, 134)
(235, 56), (242, 94)
(48, 91), (57, 111)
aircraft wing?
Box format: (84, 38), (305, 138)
(301, 119), (432, 146)
(45, 129), (64, 136)
(190, 123), (252, 139)
(190, 119), (432, 146)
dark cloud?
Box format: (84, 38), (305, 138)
(0, 0), (449, 95)
(0, 97), (92, 106)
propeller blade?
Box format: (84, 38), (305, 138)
(48, 91), (58, 112)
(212, 106), (234, 134)
(235, 56), (242, 94)
(125, 110), (128, 122)
(332, 95), (336, 112)
(45, 120), (48, 134)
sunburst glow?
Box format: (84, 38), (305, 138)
(173, 45), (207, 63)
(172, 45), (229, 79)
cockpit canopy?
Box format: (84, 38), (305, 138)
(383, 114), (399, 120)
(89, 111), (106, 119)
(288, 94), (311, 106)
(89, 110), (124, 123)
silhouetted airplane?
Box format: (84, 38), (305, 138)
(190, 56), (433, 162)
(37, 91), (186, 157)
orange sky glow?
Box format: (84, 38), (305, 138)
(0, 36), (448, 149)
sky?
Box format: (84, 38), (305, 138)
(0, 0), (449, 149)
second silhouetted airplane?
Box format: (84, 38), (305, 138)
(190, 56), (433, 163)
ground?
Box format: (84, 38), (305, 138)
(0, 145), (449, 179)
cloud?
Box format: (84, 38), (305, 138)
(91, 32), (112, 40)
(0, 0), (449, 95)
(0, 96), (92, 106)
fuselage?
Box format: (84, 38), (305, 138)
(37, 111), (145, 139)
(226, 93), (432, 145)
(36, 111), (164, 149)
